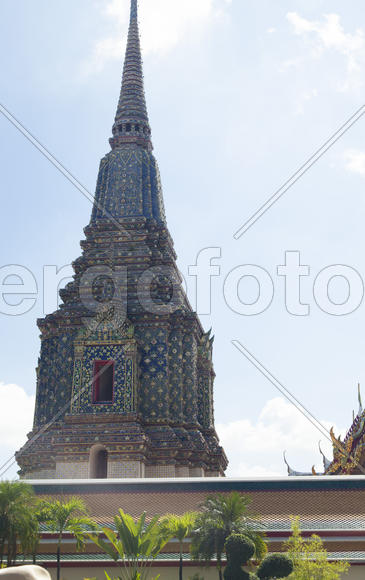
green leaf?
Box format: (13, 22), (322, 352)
(87, 531), (119, 562)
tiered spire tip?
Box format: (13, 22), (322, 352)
(110, 0), (152, 151)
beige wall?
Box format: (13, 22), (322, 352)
(347, 569), (365, 580)
(48, 566), (231, 580)
(26, 463), (215, 480)
(46, 563), (363, 580)
(56, 462), (89, 479)
(107, 461), (143, 478)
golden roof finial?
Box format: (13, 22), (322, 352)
(358, 383), (363, 415)
(330, 426), (342, 447)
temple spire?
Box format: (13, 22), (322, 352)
(110, 0), (152, 151)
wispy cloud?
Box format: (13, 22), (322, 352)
(217, 397), (345, 477)
(286, 12), (365, 92)
(344, 149), (365, 177)
(84, 0), (231, 76)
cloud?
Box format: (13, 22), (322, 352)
(344, 149), (365, 177)
(84, 0), (231, 75)
(294, 88), (318, 116)
(0, 386), (349, 480)
(217, 397), (346, 478)
(0, 383), (35, 480)
(286, 12), (365, 91)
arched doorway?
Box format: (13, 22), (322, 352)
(89, 444), (108, 479)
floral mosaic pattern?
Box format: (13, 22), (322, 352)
(136, 326), (169, 421)
(168, 329), (184, 422)
(72, 344), (135, 415)
(91, 147), (166, 223)
(34, 332), (76, 427)
(183, 334), (198, 424)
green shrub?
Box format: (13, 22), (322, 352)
(223, 534), (255, 580)
(224, 563), (250, 580)
(225, 534), (255, 564)
(257, 553), (293, 579)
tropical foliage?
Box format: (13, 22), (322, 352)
(0, 485), (352, 580)
(38, 497), (96, 580)
(191, 492), (267, 580)
(160, 512), (197, 580)
(0, 481), (39, 566)
(284, 518), (349, 579)
(88, 509), (171, 580)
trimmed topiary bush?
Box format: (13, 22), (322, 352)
(225, 534), (255, 564)
(223, 534), (255, 580)
(256, 553), (293, 579)
(224, 562), (250, 580)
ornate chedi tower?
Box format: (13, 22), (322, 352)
(16, 0), (227, 480)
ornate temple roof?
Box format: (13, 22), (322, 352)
(285, 385), (365, 476)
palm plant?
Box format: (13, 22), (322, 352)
(38, 496), (96, 580)
(88, 509), (171, 580)
(0, 481), (39, 566)
(191, 493), (267, 580)
(160, 512), (197, 580)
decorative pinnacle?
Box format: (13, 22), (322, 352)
(358, 382), (363, 415)
(110, 0), (152, 151)
(130, 0), (137, 19)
